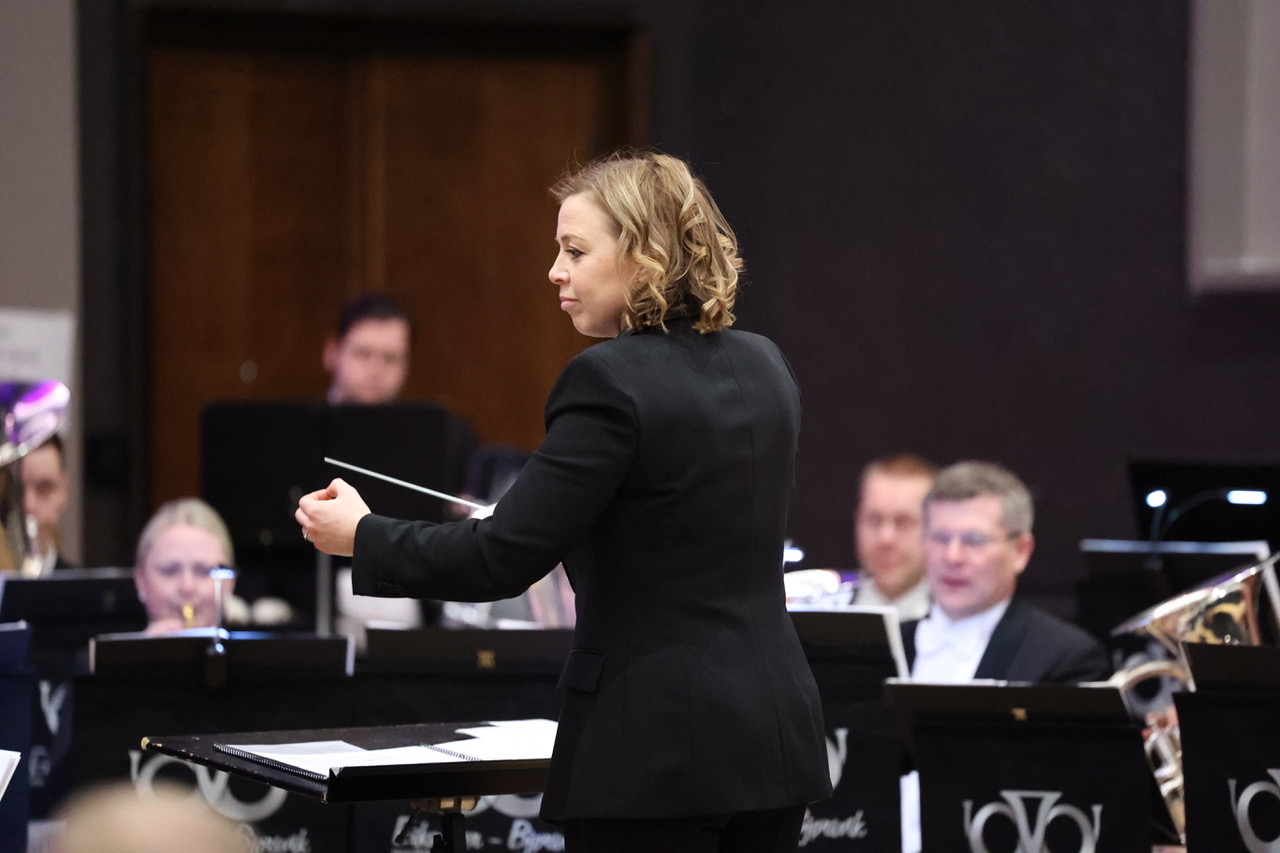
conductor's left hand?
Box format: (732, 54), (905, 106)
(295, 478), (371, 557)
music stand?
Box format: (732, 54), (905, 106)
(142, 720), (553, 853)
(886, 681), (1159, 852)
(72, 635), (363, 851)
(353, 629), (568, 850)
(789, 607), (907, 853)
(0, 568), (148, 673)
(89, 632), (354, 685)
(1177, 645), (1280, 851)
(201, 400), (475, 633)
(0, 621), (34, 853)
(362, 627), (571, 674)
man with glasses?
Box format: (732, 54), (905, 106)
(904, 459), (1108, 682)
(898, 460), (1109, 853)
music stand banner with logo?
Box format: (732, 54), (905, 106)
(1179, 691), (1280, 852)
(888, 683), (1152, 853)
(913, 725), (1150, 853)
(791, 609), (909, 853)
(73, 675), (355, 853)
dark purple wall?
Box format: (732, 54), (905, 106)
(673, 0), (1280, 613)
(85, 0), (1280, 616)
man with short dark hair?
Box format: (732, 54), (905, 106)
(851, 454), (936, 620)
(323, 293), (412, 405)
(20, 434), (73, 574)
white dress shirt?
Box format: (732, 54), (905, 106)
(901, 598), (1012, 853)
(853, 574), (931, 622)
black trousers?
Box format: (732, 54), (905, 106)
(562, 804), (807, 853)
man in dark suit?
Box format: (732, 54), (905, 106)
(900, 460), (1109, 683)
(898, 460), (1110, 853)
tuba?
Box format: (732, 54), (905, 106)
(1108, 554), (1279, 843)
(0, 379), (71, 575)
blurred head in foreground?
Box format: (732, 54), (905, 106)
(52, 781), (249, 853)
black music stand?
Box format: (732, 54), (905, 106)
(1177, 645), (1280, 852)
(352, 628), (568, 850)
(89, 631), (353, 686)
(362, 627), (572, 673)
(73, 634), (363, 853)
(0, 569), (147, 670)
(142, 720), (553, 853)
(201, 400), (474, 632)
(886, 682), (1157, 852)
(789, 607), (907, 853)
(0, 569), (149, 819)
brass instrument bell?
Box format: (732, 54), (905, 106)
(0, 379), (71, 574)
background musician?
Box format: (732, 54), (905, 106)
(133, 497), (238, 634)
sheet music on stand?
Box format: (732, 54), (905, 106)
(142, 719), (555, 804)
(0, 749), (18, 804)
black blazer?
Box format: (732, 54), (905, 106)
(900, 596), (1112, 684)
(353, 319), (832, 820)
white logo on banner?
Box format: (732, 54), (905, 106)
(800, 809), (869, 845)
(795, 729), (865, 847)
(38, 679), (69, 736)
(1229, 770), (1280, 853)
(826, 728), (849, 788)
(962, 790), (1102, 853)
(129, 750), (289, 823)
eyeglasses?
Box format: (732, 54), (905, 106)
(924, 530), (1022, 550)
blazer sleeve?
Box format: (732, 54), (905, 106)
(352, 349), (637, 602)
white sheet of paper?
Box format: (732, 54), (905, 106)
(438, 719), (557, 761)
(224, 741), (460, 776)
(0, 749), (20, 803)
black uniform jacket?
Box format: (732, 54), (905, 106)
(901, 596), (1112, 684)
(352, 318), (832, 820)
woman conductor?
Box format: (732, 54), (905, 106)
(297, 151), (831, 852)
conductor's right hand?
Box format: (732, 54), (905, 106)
(295, 478), (371, 558)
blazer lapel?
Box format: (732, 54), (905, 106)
(973, 597), (1029, 680)
(900, 620), (918, 672)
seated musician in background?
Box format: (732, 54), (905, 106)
(19, 434), (73, 574)
(134, 498), (244, 635)
(323, 292), (412, 405)
(903, 459), (1109, 682)
(783, 453), (934, 619)
(849, 453), (935, 619)
(899, 460), (1110, 853)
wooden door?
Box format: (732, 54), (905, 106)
(145, 21), (636, 507)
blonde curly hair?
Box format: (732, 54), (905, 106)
(551, 150), (741, 333)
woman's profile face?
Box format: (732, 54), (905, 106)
(134, 523), (232, 629)
(549, 193), (638, 338)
